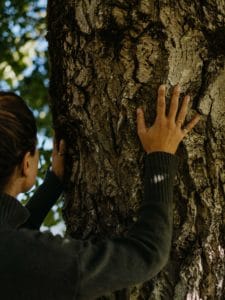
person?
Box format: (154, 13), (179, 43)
(0, 84), (200, 299)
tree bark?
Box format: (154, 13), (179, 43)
(47, 0), (225, 299)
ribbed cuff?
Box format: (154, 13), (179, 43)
(44, 167), (64, 194)
(144, 152), (179, 203)
(145, 152), (179, 178)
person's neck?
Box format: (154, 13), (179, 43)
(3, 176), (22, 198)
(3, 186), (19, 198)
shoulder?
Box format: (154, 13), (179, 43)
(0, 228), (79, 299)
(0, 227), (79, 259)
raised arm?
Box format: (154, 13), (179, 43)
(21, 139), (66, 230)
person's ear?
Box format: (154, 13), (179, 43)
(21, 152), (31, 177)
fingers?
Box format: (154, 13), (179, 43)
(156, 84), (166, 120)
(137, 108), (147, 135)
(53, 138), (66, 156)
(58, 140), (66, 156)
(168, 84), (180, 120)
(52, 139), (66, 181)
(182, 114), (201, 136)
(176, 95), (190, 127)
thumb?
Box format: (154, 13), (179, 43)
(137, 108), (146, 135)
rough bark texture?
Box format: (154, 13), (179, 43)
(47, 1), (225, 299)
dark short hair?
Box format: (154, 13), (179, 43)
(0, 92), (37, 192)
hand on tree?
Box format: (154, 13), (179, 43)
(52, 138), (66, 181)
(137, 84), (201, 155)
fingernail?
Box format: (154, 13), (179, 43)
(137, 108), (142, 114)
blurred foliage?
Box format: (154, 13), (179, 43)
(0, 0), (49, 132)
(0, 0), (65, 234)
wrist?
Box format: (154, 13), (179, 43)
(146, 149), (176, 155)
(51, 167), (63, 183)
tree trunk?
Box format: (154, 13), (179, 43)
(47, 1), (225, 299)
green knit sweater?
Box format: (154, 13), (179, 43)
(0, 152), (178, 300)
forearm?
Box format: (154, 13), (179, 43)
(21, 168), (63, 230)
(128, 152), (178, 272)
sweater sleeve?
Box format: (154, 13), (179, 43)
(21, 168), (64, 230)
